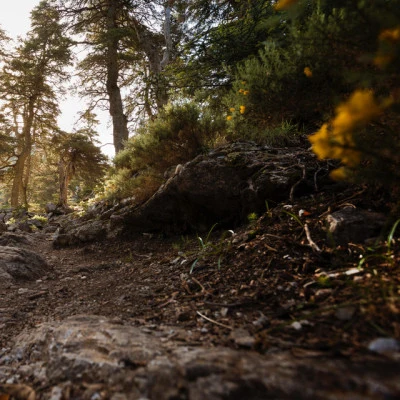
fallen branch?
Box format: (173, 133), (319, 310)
(192, 277), (212, 295)
(196, 311), (233, 330)
(304, 223), (321, 252)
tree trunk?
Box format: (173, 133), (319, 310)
(106, 0), (129, 154)
(58, 158), (72, 208)
(10, 100), (35, 208)
(22, 152), (32, 208)
(10, 151), (29, 208)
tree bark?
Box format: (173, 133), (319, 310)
(58, 158), (72, 208)
(10, 100), (35, 208)
(105, 0), (129, 154)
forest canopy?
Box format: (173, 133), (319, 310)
(0, 0), (399, 211)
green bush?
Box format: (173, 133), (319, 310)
(102, 101), (226, 202)
(115, 102), (226, 173)
(223, 1), (388, 138)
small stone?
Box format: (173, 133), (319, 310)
(49, 386), (63, 400)
(253, 314), (269, 329)
(220, 307), (229, 318)
(314, 288), (333, 300)
(291, 321), (302, 330)
(368, 338), (400, 355)
(229, 329), (255, 348)
(18, 288), (29, 294)
(335, 306), (356, 321)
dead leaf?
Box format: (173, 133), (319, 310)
(0, 384), (36, 400)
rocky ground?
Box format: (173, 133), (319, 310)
(0, 180), (399, 399)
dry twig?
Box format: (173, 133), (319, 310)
(304, 223), (321, 252)
(196, 311), (233, 330)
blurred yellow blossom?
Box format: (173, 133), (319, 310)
(374, 54), (393, 68)
(229, 107), (235, 112)
(304, 67), (312, 77)
(239, 105), (246, 114)
(226, 115), (233, 121)
(238, 89), (244, 94)
(374, 26), (400, 68)
(309, 90), (384, 171)
(379, 27), (400, 42)
(274, 0), (299, 11)
(241, 81), (247, 85)
(333, 90), (382, 136)
(243, 90), (250, 95)
(330, 167), (348, 181)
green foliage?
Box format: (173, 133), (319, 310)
(358, 219), (400, 269)
(190, 224), (234, 274)
(224, 1), (397, 130)
(247, 212), (258, 223)
(115, 102), (225, 173)
(102, 102), (226, 202)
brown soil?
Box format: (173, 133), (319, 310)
(1, 183), (399, 364)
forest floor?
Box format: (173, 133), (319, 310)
(2, 183), (400, 355)
(1, 183), (400, 397)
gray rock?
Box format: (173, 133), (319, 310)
(2, 315), (400, 399)
(0, 232), (32, 247)
(0, 221), (7, 233)
(326, 206), (385, 245)
(53, 219), (108, 247)
(45, 203), (57, 213)
(0, 246), (52, 282)
(111, 143), (323, 234)
(368, 338), (400, 355)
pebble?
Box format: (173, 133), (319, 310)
(335, 306), (356, 321)
(368, 338), (400, 355)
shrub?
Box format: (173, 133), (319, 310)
(103, 101), (226, 202)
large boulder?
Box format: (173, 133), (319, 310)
(2, 315), (399, 399)
(326, 206), (386, 245)
(0, 246), (52, 282)
(52, 142), (330, 245)
(53, 219), (108, 247)
(111, 142), (326, 233)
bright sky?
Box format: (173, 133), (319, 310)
(0, 1), (115, 158)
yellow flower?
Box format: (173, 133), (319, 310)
(309, 90), (384, 168)
(241, 81), (247, 85)
(238, 89), (244, 94)
(332, 90), (382, 136)
(274, 0), (299, 11)
(330, 167), (348, 181)
(303, 67), (312, 77)
(226, 115), (233, 121)
(309, 123), (361, 167)
(239, 105), (246, 114)
(373, 54), (393, 68)
(379, 27), (400, 42)
(243, 90), (249, 95)
(229, 107), (235, 112)
(375, 26), (400, 68)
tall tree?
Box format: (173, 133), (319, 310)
(53, 131), (107, 208)
(0, 0), (72, 207)
(56, 0), (176, 153)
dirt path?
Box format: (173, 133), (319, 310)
(1, 232), (186, 348)
(0, 194), (400, 398)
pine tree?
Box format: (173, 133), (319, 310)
(0, 0), (72, 207)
